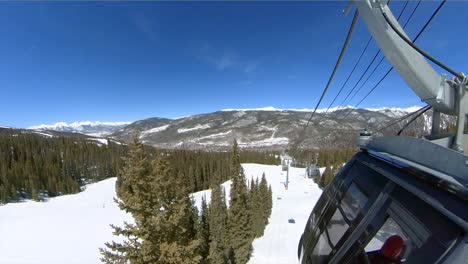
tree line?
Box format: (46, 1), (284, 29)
(101, 139), (273, 264)
(166, 149), (279, 193)
(0, 131), (126, 203)
(292, 147), (357, 188)
(0, 129), (279, 204)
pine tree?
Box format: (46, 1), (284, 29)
(227, 140), (252, 264)
(267, 185), (273, 219)
(101, 138), (202, 263)
(100, 137), (152, 263)
(249, 177), (262, 238)
(208, 185), (228, 264)
(258, 174), (270, 235)
(198, 196), (210, 263)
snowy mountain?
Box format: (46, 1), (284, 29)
(111, 106), (446, 150)
(29, 121), (131, 137)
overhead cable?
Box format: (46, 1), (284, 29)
(331, 1), (410, 117)
(342, 0), (447, 119)
(289, 9), (359, 152)
(381, 0), (462, 79)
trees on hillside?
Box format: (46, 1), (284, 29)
(0, 132), (126, 203)
(101, 138), (274, 264)
(101, 138), (201, 263)
(208, 185), (228, 264)
(226, 140), (252, 264)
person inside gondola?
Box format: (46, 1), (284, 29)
(367, 235), (405, 264)
(352, 235), (405, 264)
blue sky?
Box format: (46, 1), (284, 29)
(1, 1), (467, 127)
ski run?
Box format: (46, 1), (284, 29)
(0, 163), (322, 264)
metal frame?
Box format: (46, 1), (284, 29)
(353, 0), (468, 151)
(357, 136), (468, 191)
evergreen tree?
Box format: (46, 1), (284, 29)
(249, 177), (263, 238)
(101, 138), (201, 263)
(267, 185), (273, 219)
(208, 185), (228, 264)
(100, 137), (152, 263)
(258, 174), (270, 235)
(227, 140), (252, 264)
(198, 196), (210, 263)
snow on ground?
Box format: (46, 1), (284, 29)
(32, 131), (55, 138)
(0, 178), (132, 264)
(139, 124), (170, 137)
(196, 130), (232, 140)
(29, 121), (131, 131)
(88, 138), (108, 145)
(177, 124), (211, 133)
(239, 137), (289, 147)
(0, 163), (322, 264)
(193, 163), (322, 264)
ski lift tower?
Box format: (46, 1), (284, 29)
(281, 153), (292, 190)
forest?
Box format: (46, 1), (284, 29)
(0, 130), (126, 203)
(101, 139), (274, 264)
(0, 129), (279, 204)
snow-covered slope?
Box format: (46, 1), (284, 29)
(29, 121), (131, 137)
(193, 164), (322, 264)
(0, 178), (133, 264)
(111, 106), (433, 150)
(0, 163), (321, 264)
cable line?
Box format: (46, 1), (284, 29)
(303, 10), (359, 129)
(331, 1), (410, 116)
(375, 105), (430, 134)
(343, 0), (421, 107)
(397, 105), (432, 135)
(319, 37), (372, 118)
(341, 0), (446, 119)
(381, 0), (462, 79)
(289, 10), (359, 153)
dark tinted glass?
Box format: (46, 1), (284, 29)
(340, 183), (368, 222)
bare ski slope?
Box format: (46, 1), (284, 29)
(0, 164), (321, 264)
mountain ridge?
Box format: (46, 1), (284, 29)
(25, 105), (448, 150)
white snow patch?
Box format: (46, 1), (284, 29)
(32, 131), (55, 138)
(364, 106), (422, 113)
(0, 178), (133, 264)
(88, 138), (108, 145)
(177, 124), (211, 133)
(239, 137), (289, 147)
(110, 140), (123, 145)
(197, 130), (232, 140)
(140, 125), (170, 137)
(29, 121), (131, 131)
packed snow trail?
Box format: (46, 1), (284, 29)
(0, 163), (322, 264)
(192, 164), (323, 264)
(0, 178), (133, 264)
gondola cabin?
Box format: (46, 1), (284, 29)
(298, 136), (468, 264)
(306, 164), (320, 179)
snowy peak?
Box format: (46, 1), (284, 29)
(221, 105), (421, 116)
(29, 121), (131, 137)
